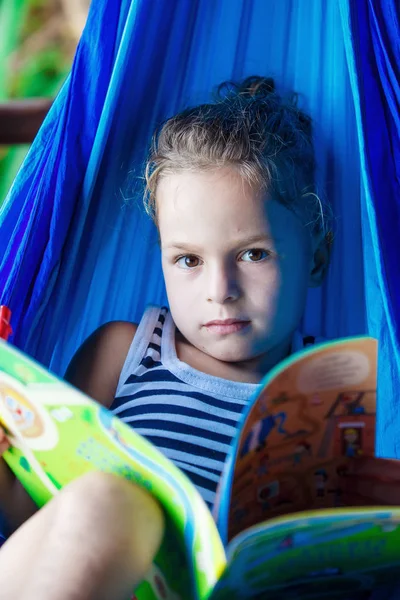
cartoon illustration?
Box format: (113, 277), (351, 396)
(256, 478), (296, 512)
(314, 469), (328, 497)
(256, 453), (270, 476)
(342, 427), (362, 457)
(240, 412), (289, 457)
(257, 480), (280, 510)
(50, 406), (74, 423)
(325, 391), (370, 419)
(3, 391), (35, 432)
(293, 441), (312, 465)
(0, 380), (59, 451)
(318, 389), (375, 459)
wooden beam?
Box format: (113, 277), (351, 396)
(0, 98), (53, 145)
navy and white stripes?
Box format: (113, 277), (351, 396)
(112, 306), (257, 507)
(112, 306), (313, 508)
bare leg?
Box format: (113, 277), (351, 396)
(0, 472), (164, 600)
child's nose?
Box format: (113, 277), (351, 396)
(206, 263), (240, 304)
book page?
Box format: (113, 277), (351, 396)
(212, 506), (400, 600)
(226, 337), (379, 540)
(0, 340), (225, 600)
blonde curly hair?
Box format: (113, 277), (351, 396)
(145, 76), (331, 236)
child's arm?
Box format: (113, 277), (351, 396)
(64, 321), (137, 408)
(0, 431), (38, 534)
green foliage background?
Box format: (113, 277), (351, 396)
(0, 0), (78, 206)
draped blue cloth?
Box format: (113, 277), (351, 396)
(339, 0), (400, 456)
(0, 0), (399, 456)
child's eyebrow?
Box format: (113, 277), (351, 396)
(163, 235), (274, 252)
(162, 243), (201, 253)
(235, 234), (275, 246)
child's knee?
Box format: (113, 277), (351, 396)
(53, 472), (164, 561)
(62, 472), (160, 521)
(61, 471), (130, 512)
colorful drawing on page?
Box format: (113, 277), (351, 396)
(227, 339), (377, 538)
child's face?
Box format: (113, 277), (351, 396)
(157, 167), (316, 371)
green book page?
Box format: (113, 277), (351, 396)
(211, 507), (400, 599)
(0, 340), (226, 600)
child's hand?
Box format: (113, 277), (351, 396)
(340, 457), (400, 505)
(0, 426), (10, 455)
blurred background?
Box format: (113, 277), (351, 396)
(0, 0), (89, 206)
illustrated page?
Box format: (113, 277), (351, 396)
(0, 340), (226, 600)
(228, 338), (380, 539)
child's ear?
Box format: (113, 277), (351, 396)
(309, 230), (333, 287)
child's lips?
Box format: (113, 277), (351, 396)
(203, 319), (251, 335)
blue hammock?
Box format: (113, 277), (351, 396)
(0, 0), (399, 456)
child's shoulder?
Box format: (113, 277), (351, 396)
(88, 320), (138, 345)
(65, 320), (138, 408)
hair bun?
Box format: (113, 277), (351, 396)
(216, 76), (276, 100)
(238, 76), (275, 98)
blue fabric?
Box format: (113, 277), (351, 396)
(0, 0), (366, 375)
(0, 0), (133, 344)
(0, 0), (398, 458)
(339, 0), (400, 457)
(0, 0), (399, 580)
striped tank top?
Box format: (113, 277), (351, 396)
(111, 305), (314, 509)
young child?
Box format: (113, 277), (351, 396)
(65, 76), (331, 509)
(0, 76), (332, 598)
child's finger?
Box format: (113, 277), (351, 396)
(0, 440), (10, 454)
(0, 427), (10, 454)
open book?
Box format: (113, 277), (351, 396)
(1, 336), (400, 600)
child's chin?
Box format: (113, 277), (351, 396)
(208, 344), (252, 363)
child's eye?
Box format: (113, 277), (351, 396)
(176, 255), (201, 269)
(240, 249), (270, 262)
